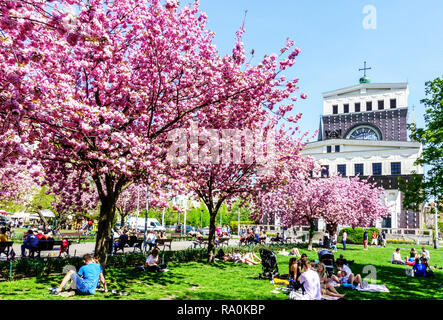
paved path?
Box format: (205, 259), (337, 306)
(3, 238), (242, 260)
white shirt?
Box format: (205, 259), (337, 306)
(392, 251), (402, 262)
(147, 233), (156, 243)
(232, 252), (242, 260)
(342, 264), (352, 275)
(342, 232), (347, 241)
(146, 254), (159, 266)
(421, 250), (431, 260)
(299, 269), (322, 300)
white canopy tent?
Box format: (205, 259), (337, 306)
(10, 212), (31, 219)
(40, 209), (56, 218)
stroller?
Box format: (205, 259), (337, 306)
(318, 249), (335, 276)
(257, 248), (279, 280)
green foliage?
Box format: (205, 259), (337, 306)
(401, 77), (443, 210)
(1, 245), (442, 300)
(339, 227), (380, 244)
(229, 221), (256, 233)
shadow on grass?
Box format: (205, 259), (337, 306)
(336, 262), (443, 300)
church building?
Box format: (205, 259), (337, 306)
(301, 65), (424, 230)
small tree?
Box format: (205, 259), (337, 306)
(255, 174), (390, 250)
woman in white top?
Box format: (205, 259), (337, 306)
(145, 248), (167, 272)
(298, 260), (322, 300)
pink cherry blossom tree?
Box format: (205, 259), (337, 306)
(177, 122), (315, 262)
(253, 174), (389, 250)
(1, 0), (310, 263)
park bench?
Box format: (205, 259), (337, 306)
(216, 237), (230, 247)
(191, 237), (208, 249)
(112, 236), (144, 253)
(171, 233), (193, 241)
(0, 241), (14, 260)
(156, 238), (173, 252)
(59, 232), (87, 243)
(29, 239), (72, 258)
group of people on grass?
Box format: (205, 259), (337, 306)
(391, 247), (434, 277)
(282, 252), (367, 300)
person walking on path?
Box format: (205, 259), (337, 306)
(371, 231), (377, 246)
(342, 231), (347, 250)
(363, 230), (369, 250)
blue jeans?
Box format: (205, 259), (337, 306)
(342, 240), (346, 250)
(21, 244), (37, 257)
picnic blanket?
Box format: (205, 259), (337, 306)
(322, 295), (341, 300)
(356, 284), (390, 292)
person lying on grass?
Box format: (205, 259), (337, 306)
(51, 254), (107, 296)
(223, 249), (262, 265)
(316, 262), (345, 298)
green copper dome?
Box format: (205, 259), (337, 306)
(359, 76), (371, 84)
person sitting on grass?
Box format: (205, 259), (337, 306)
(412, 258), (428, 277)
(409, 248), (418, 261)
(271, 232), (283, 243)
(50, 254), (107, 296)
(331, 263), (365, 288)
(335, 254), (354, 266)
(316, 262), (345, 299)
(223, 248), (243, 263)
(420, 247), (430, 261)
(145, 247), (168, 272)
(336, 270), (364, 289)
(298, 260), (322, 300)
(391, 248), (405, 264)
(288, 257), (300, 282)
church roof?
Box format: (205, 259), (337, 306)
(322, 82), (408, 98)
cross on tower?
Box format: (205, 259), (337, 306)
(359, 61), (372, 77)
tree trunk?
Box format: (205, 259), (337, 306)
(35, 211), (49, 229)
(206, 211), (217, 263)
(326, 223), (338, 236)
(307, 220), (316, 251)
(94, 196), (117, 266)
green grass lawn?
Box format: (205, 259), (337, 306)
(0, 244), (442, 300)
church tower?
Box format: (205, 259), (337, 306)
(302, 63), (424, 230)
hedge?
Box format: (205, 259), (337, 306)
(338, 227), (380, 244)
(0, 243), (313, 280)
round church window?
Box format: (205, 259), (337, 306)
(347, 125), (381, 140)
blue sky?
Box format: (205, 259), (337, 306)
(196, 0), (443, 137)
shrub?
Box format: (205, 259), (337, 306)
(339, 227), (380, 244)
(386, 239), (415, 245)
(229, 221), (256, 234)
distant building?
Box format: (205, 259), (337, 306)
(302, 73), (424, 230)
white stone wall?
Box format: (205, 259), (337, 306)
(322, 83), (409, 116)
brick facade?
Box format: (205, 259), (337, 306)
(322, 108), (408, 141)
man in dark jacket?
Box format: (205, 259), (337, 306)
(21, 229), (39, 257)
